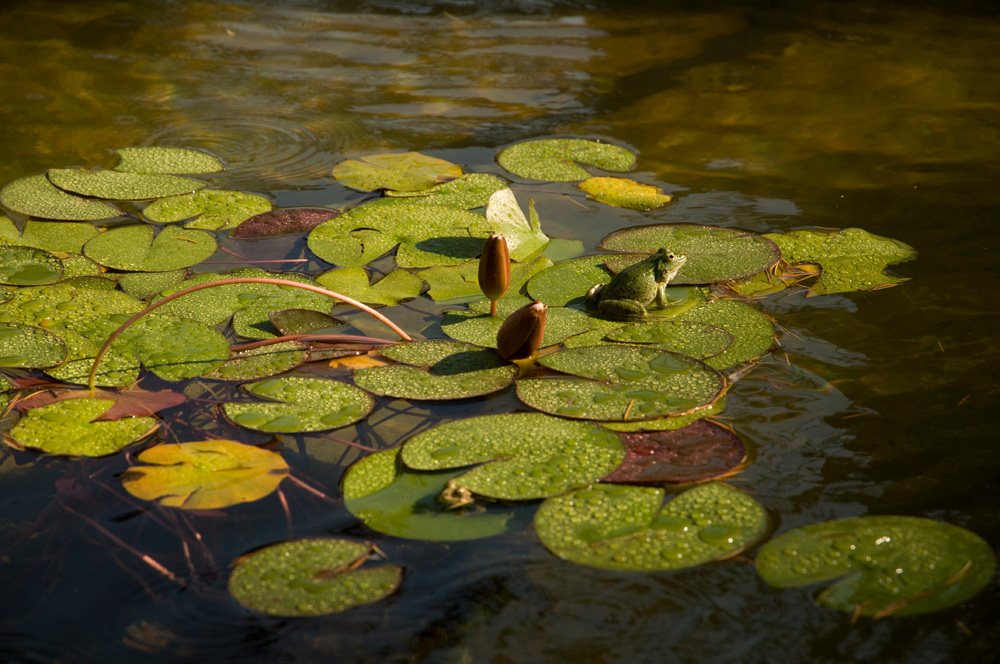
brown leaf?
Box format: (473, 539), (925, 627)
(231, 208), (339, 239)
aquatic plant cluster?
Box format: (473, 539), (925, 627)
(0, 138), (991, 619)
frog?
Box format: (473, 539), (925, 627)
(585, 248), (687, 320)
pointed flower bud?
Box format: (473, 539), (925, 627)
(496, 300), (547, 361)
(478, 233), (511, 316)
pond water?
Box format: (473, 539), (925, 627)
(1, 1), (999, 662)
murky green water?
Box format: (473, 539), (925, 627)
(1, 1), (999, 662)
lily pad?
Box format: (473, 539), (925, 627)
(600, 224), (782, 284)
(121, 439), (289, 510)
(204, 340), (309, 381)
(0, 218), (99, 253)
(231, 208), (339, 239)
(518, 345), (725, 421)
(83, 225), (216, 272)
(343, 447), (535, 541)
(47, 169), (206, 201)
(606, 319), (734, 360)
(315, 267), (425, 307)
(0, 246), (63, 285)
(0, 174), (121, 221)
(332, 151), (462, 192)
(579, 177), (672, 211)
(765, 228), (917, 295)
(0, 323), (67, 368)
(417, 255), (553, 301)
(526, 255), (615, 307)
(386, 173), (509, 209)
(601, 420), (746, 484)
(534, 481), (767, 572)
(354, 339), (517, 401)
(756, 516), (995, 618)
(440, 297), (591, 349)
(223, 376), (374, 433)
(118, 269), (187, 300)
(8, 398), (157, 456)
(675, 299), (774, 370)
(143, 190), (272, 231)
(268, 309), (345, 335)
(401, 412), (624, 500)
(228, 538), (402, 617)
(497, 138), (636, 182)
(0, 282), (143, 328)
(114, 146), (225, 174)
(43, 328), (141, 387)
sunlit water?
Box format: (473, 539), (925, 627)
(1, 1), (999, 662)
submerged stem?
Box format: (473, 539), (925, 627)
(87, 277), (412, 390)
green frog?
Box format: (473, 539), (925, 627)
(585, 248), (687, 320)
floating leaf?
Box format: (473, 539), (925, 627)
(526, 255), (616, 307)
(83, 225), (216, 272)
(93, 387), (188, 421)
(0, 246), (63, 285)
(517, 345), (724, 421)
(601, 398), (726, 433)
(0, 174), (120, 221)
(231, 208), (339, 239)
(765, 227), (917, 295)
(204, 340), (309, 381)
(579, 177), (672, 210)
(497, 138), (636, 181)
(332, 151), (462, 192)
(0, 282), (143, 329)
(386, 173), (508, 208)
(601, 420), (746, 484)
(354, 339), (517, 401)
(0, 322), (67, 368)
(0, 218), (99, 253)
(675, 299), (774, 370)
(315, 267), (424, 307)
(118, 269), (187, 300)
(44, 327), (141, 387)
(8, 398), (156, 457)
(114, 146), (225, 174)
(223, 376), (374, 433)
(47, 169), (206, 201)
(440, 297), (591, 349)
(143, 190), (272, 231)
(756, 516), (995, 618)
(535, 482), (767, 572)
(401, 412), (624, 500)
(228, 538), (402, 617)
(606, 319), (734, 360)
(268, 309), (345, 335)
(417, 255), (553, 301)
(600, 224), (782, 284)
(121, 439), (289, 509)
(483, 189), (550, 261)
(343, 448), (534, 541)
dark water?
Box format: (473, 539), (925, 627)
(1, 1), (999, 662)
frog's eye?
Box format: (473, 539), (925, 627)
(665, 253), (675, 261)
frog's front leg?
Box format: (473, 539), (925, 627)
(653, 282), (670, 309)
(597, 298), (648, 320)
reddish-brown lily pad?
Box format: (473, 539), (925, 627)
(232, 208), (340, 239)
(601, 420), (746, 484)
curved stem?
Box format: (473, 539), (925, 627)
(87, 277), (412, 390)
(230, 333), (399, 352)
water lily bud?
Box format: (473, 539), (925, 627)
(478, 233), (511, 316)
(496, 300), (547, 360)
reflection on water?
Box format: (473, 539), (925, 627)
(1, 1), (999, 662)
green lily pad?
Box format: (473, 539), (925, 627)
(231, 208), (339, 239)
(204, 340), (309, 381)
(8, 398), (157, 456)
(0, 174), (121, 221)
(526, 255), (615, 307)
(765, 228), (917, 295)
(417, 255), (553, 301)
(675, 299), (774, 370)
(223, 376), (374, 433)
(354, 339), (517, 401)
(440, 297), (591, 349)
(332, 151), (462, 192)
(534, 481), (767, 572)
(0, 218), (100, 253)
(0, 322), (67, 368)
(601, 397), (726, 433)
(47, 169), (206, 201)
(143, 190), (272, 231)
(118, 269), (187, 300)
(606, 319), (734, 360)
(483, 189), (549, 261)
(579, 177), (672, 211)
(44, 328), (141, 387)
(228, 538), (402, 617)
(0, 282), (143, 328)
(497, 138), (636, 182)
(0, 246), (63, 285)
(60, 253), (103, 280)
(268, 309), (345, 335)
(121, 439), (289, 510)
(756, 516), (995, 618)
(343, 447), (535, 541)
(386, 173), (509, 209)
(401, 412), (625, 500)
(83, 225), (216, 272)
(114, 146), (225, 174)
(315, 267), (425, 307)
(517, 345), (724, 421)
(600, 224), (782, 284)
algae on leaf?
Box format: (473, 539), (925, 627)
(47, 168), (206, 201)
(114, 146), (225, 174)
(497, 138), (636, 181)
(332, 151), (462, 192)
(223, 376), (374, 433)
(143, 189), (272, 231)
(579, 177), (672, 210)
(9, 398), (157, 457)
(0, 174), (120, 221)
(83, 225), (217, 272)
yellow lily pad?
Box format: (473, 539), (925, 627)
(579, 177), (672, 211)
